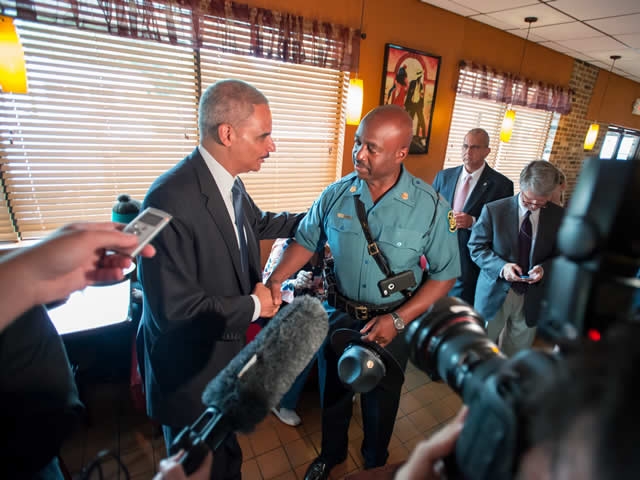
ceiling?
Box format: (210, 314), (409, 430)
(419, 0), (640, 83)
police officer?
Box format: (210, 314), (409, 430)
(267, 105), (460, 480)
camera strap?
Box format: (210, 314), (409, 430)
(354, 196), (412, 298)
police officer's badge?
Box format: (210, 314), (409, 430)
(447, 210), (457, 232)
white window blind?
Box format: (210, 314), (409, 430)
(443, 96), (553, 193)
(0, 11), (348, 242)
(199, 15), (347, 213)
(0, 19), (197, 242)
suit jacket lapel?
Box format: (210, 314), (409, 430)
(191, 150), (251, 292)
(443, 166), (462, 205)
(464, 165), (492, 213)
(532, 207), (552, 265)
(508, 196), (521, 254)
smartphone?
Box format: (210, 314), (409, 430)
(378, 270), (417, 297)
(519, 275), (531, 280)
(121, 207), (172, 257)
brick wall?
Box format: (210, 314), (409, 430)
(548, 60), (605, 202)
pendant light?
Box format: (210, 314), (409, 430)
(346, 0), (366, 125)
(0, 15), (28, 94)
(500, 16), (537, 143)
(584, 55), (620, 151)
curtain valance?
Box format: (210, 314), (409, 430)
(1, 0), (360, 71)
(456, 60), (572, 114)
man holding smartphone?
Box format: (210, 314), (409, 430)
(469, 160), (565, 356)
(267, 105), (460, 480)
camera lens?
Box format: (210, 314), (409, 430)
(406, 297), (506, 396)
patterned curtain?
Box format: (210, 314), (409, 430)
(193, 0), (359, 71)
(0, 0), (361, 71)
(456, 60), (573, 115)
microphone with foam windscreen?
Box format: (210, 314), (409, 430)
(173, 295), (329, 474)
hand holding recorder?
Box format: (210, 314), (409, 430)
(0, 220), (161, 332)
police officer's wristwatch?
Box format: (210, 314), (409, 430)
(391, 312), (405, 332)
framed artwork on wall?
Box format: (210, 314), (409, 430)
(380, 43), (442, 154)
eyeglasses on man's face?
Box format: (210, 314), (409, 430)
(521, 191), (549, 209)
(461, 144), (488, 151)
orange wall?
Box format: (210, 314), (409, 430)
(244, 0), (637, 182)
(587, 72), (640, 131)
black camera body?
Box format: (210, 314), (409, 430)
(406, 298), (558, 480)
(405, 157), (640, 480)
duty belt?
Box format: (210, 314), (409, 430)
(328, 290), (404, 321)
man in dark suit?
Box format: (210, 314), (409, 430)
(469, 160), (564, 356)
(432, 128), (513, 304)
(138, 79), (303, 479)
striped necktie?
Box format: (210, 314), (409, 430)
(232, 180), (248, 272)
(513, 210), (532, 295)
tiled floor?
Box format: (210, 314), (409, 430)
(60, 362), (462, 479)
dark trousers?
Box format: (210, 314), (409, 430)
(163, 424), (242, 480)
(317, 310), (409, 469)
(448, 277), (476, 306)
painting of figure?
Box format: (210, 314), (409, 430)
(381, 44), (441, 154)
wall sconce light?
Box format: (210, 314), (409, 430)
(346, 78), (364, 125)
(583, 123), (599, 150)
(0, 15), (28, 94)
(346, 0), (366, 126)
(499, 16), (537, 143)
(500, 109), (516, 142)
(584, 55), (620, 151)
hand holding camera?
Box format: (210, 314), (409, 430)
(395, 406), (468, 480)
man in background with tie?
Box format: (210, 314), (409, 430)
(138, 79), (304, 479)
(432, 128), (513, 304)
(468, 160), (564, 356)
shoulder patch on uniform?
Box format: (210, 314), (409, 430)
(323, 172), (358, 198)
(335, 172), (358, 185)
(412, 177), (432, 194)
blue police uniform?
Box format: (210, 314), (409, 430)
(295, 166), (460, 469)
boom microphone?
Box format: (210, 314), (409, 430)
(174, 295), (329, 474)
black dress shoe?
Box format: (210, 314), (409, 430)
(304, 457), (332, 480)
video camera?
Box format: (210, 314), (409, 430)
(404, 157), (640, 480)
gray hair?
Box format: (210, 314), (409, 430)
(553, 165), (567, 186)
(198, 79), (269, 144)
(465, 128), (490, 147)
(520, 160), (559, 196)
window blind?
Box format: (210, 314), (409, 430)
(199, 14), (347, 213)
(0, 11), (348, 242)
(0, 19), (197, 241)
(443, 95), (553, 193)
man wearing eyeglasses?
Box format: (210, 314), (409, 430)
(468, 160), (565, 355)
(432, 128), (513, 304)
